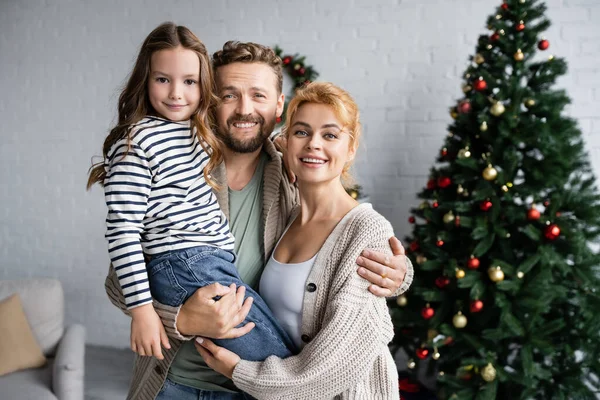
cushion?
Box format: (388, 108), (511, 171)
(0, 294), (47, 376)
(0, 279), (64, 356)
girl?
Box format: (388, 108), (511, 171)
(87, 22), (294, 367)
(195, 82), (402, 399)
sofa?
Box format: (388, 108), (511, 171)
(0, 278), (85, 400)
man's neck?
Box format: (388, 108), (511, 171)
(223, 146), (264, 191)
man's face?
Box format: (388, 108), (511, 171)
(215, 62), (284, 153)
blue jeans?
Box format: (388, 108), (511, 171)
(156, 378), (251, 400)
(147, 246), (296, 361)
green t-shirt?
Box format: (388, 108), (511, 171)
(167, 153), (267, 392)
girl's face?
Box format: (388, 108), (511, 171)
(286, 103), (356, 187)
(148, 46), (201, 121)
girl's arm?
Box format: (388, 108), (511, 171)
(104, 141), (153, 310)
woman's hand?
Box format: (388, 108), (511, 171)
(194, 337), (241, 379)
(356, 236), (407, 297)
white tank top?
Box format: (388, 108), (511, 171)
(259, 228), (317, 349)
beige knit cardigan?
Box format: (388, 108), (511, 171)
(232, 203), (404, 400)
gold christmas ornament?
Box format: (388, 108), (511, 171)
(548, 54), (555, 61)
(501, 185), (509, 192)
(525, 98), (536, 108)
(433, 351), (441, 360)
(481, 363), (497, 382)
(514, 49), (524, 61)
(452, 312), (468, 329)
(455, 268), (466, 279)
(458, 147), (471, 159)
(439, 371), (445, 376)
(517, 271), (524, 279)
(486, 44), (493, 50)
(396, 295), (408, 307)
(408, 359), (416, 369)
(482, 165), (498, 181)
(419, 201), (430, 209)
(462, 84), (472, 93)
(416, 254), (427, 264)
(443, 211), (456, 224)
(450, 109), (458, 119)
(457, 185), (465, 194)
(490, 101), (505, 116)
(475, 53), (485, 64)
(488, 266), (505, 282)
(495, 14), (502, 19)
(480, 121), (488, 131)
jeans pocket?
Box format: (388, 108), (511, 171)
(147, 258), (188, 307)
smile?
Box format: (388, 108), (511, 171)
(300, 158), (327, 164)
(165, 104), (187, 109)
(233, 122), (258, 128)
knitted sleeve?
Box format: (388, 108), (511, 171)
(391, 255), (414, 297)
(232, 213), (396, 399)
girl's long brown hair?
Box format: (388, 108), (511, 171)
(87, 22), (222, 189)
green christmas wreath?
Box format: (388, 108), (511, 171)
(274, 46), (319, 125)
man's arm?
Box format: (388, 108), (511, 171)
(104, 263), (254, 340)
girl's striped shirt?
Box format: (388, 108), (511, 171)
(104, 116), (234, 309)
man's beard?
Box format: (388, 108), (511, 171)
(218, 113), (277, 153)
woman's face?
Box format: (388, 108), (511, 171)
(286, 103), (355, 186)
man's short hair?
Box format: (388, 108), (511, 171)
(212, 41), (283, 93)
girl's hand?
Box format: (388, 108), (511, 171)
(194, 337), (241, 379)
(130, 304), (171, 360)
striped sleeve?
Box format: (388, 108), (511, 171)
(104, 140), (152, 309)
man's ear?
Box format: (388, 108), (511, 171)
(276, 93), (285, 118)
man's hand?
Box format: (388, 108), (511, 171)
(130, 304), (171, 360)
(177, 283), (256, 339)
(273, 134), (296, 184)
(356, 236), (407, 297)
(194, 337), (241, 380)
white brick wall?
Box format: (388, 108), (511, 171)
(0, 0), (598, 347)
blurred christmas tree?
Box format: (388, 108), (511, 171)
(390, 1), (600, 399)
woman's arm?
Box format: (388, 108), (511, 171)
(198, 222), (397, 399)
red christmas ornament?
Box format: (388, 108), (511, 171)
(556, 212), (562, 217)
(421, 306), (435, 320)
(437, 176), (452, 188)
(516, 22), (525, 32)
(455, 215), (461, 227)
(474, 78), (487, 91)
(444, 336), (454, 345)
(282, 56), (292, 65)
(458, 100), (472, 114)
(467, 256), (480, 269)
(480, 200), (493, 211)
(427, 179), (437, 190)
(410, 241), (420, 252)
(490, 32), (500, 41)
(416, 348), (429, 359)
(297, 67), (306, 76)
(527, 207), (541, 221)
(501, 3), (509, 10)
(544, 224), (561, 240)
(461, 373), (473, 381)
(440, 148), (448, 157)
(399, 378), (421, 393)
(432, 201), (439, 208)
(544, 200), (550, 207)
(436, 239), (444, 247)
(435, 276), (450, 289)
(408, 216), (416, 224)
(470, 300), (484, 313)
(538, 39), (550, 50)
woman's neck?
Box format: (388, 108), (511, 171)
(297, 180), (358, 224)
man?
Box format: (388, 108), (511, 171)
(104, 41), (413, 400)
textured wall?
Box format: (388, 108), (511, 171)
(1, 0), (598, 346)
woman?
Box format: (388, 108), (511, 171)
(195, 82), (405, 399)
